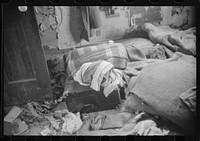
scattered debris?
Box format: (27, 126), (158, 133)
(24, 126), (44, 135)
(130, 119), (170, 135)
(4, 121), (15, 135)
(52, 102), (68, 112)
(4, 98), (84, 135)
(45, 115), (62, 130)
(40, 128), (57, 136)
(12, 119), (29, 135)
(61, 112), (83, 134)
(26, 102), (45, 118)
(54, 91), (68, 104)
(38, 117), (51, 128)
(4, 106), (24, 123)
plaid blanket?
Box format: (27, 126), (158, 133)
(66, 43), (128, 77)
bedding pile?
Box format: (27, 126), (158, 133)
(74, 60), (125, 97)
(142, 23), (196, 56)
(60, 23), (196, 135)
(66, 43), (128, 77)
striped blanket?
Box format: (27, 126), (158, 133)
(66, 43), (128, 77)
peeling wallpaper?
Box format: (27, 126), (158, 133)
(129, 6), (162, 26)
(160, 6), (195, 29)
(34, 6), (195, 51)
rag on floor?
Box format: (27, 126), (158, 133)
(129, 119), (169, 136)
(61, 112), (83, 134)
(74, 61), (125, 97)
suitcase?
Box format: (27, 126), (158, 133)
(64, 80), (123, 113)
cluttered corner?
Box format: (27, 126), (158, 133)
(3, 98), (83, 136)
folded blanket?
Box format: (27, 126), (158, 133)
(66, 43), (128, 77)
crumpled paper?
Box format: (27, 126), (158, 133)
(45, 116), (61, 130)
(40, 128), (57, 136)
(4, 101), (83, 135)
(61, 112), (83, 134)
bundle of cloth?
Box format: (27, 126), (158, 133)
(124, 23), (196, 59)
(74, 60), (125, 97)
(65, 43), (128, 97)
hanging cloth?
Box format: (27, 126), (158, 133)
(80, 6), (103, 41)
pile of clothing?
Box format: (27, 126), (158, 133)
(74, 61), (125, 97)
(64, 42), (128, 98)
